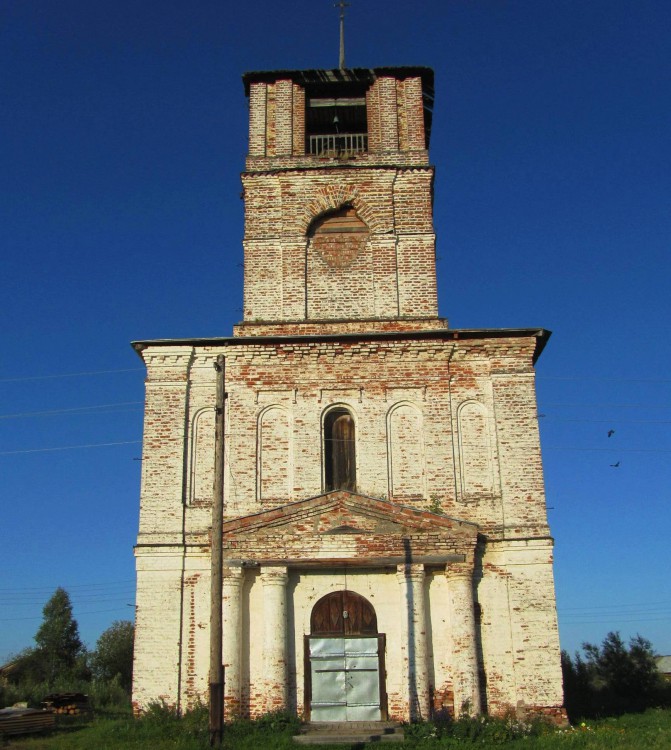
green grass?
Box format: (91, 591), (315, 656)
(4, 708), (671, 750)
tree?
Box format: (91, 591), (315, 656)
(90, 620), (134, 692)
(561, 649), (593, 721)
(34, 587), (86, 684)
(563, 631), (669, 720)
(583, 632), (662, 715)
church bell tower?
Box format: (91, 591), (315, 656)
(237, 68), (443, 336)
(131, 61), (566, 726)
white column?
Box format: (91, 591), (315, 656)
(396, 563), (430, 721)
(446, 562), (481, 716)
(222, 566), (244, 716)
(261, 565), (289, 712)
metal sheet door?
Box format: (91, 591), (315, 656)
(310, 637), (347, 721)
(343, 637), (381, 720)
(309, 636), (381, 721)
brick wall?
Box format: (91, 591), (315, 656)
(133, 332), (563, 717)
(137, 334), (549, 541)
(241, 168), (438, 326)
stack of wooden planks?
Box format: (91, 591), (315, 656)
(41, 692), (90, 715)
(0, 707), (56, 737)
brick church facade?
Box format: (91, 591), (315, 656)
(131, 66), (565, 722)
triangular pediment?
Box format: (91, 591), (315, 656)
(223, 491), (478, 566)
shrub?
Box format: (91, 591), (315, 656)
(403, 712), (552, 745)
(88, 675), (132, 710)
(253, 709), (301, 733)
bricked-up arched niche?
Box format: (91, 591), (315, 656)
(387, 402), (426, 501)
(306, 207), (374, 320)
(311, 591), (378, 636)
(308, 206), (369, 269)
(324, 407), (356, 492)
(457, 400), (494, 498)
(257, 405), (292, 502)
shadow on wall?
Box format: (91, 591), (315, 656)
(403, 537), (422, 721)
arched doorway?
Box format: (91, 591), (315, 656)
(305, 591), (387, 721)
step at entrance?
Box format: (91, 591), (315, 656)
(293, 721), (404, 746)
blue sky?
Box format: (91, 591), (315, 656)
(1, 0), (669, 664)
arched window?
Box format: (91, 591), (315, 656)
(324, 407), (356, 492)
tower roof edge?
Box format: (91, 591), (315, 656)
(242, 66), (434, 98)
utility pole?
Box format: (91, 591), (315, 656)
(335, 1), (350, 69)
(209, 355), (226, 746)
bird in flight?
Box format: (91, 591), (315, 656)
(607, 429), (615, 437)
(610, 461), (620, 468)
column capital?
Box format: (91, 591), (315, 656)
(396, 562), (425, 582)
(223, 566), (245, 584)
(445, 562), (474, 581)
(260, 565), (289, 586)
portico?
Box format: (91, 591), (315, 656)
(217, 491), (480, 721)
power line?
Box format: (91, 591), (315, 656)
(562, 612), (671, 621)
(0, 440), (141, 456)
(538, 376), (671, 383)
(560, 611), (671, 618)
(559, 601), (671, 612)
(0, 402), (144, 420)
(1, 590), (136, 604)
(0, 607), (132, 623)
(2, 437), (666, 457)
(0, 599), (135, 608)
(561, 615), (671, 625)
(545, 446), (671, 453)
(0, 368), (144, 383)
(2, 405), (668, 424)
(0, 580), (135, 593)
(1, 368), (667, 386)
(540, 418), (671, 425)
(540, 403), (671, 409)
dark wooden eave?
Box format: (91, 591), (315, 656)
(242, 67), (434, 97)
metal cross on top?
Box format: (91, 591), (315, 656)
(335, 0), (350, 69)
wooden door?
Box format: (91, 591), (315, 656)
(311, 590), (377, 636)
